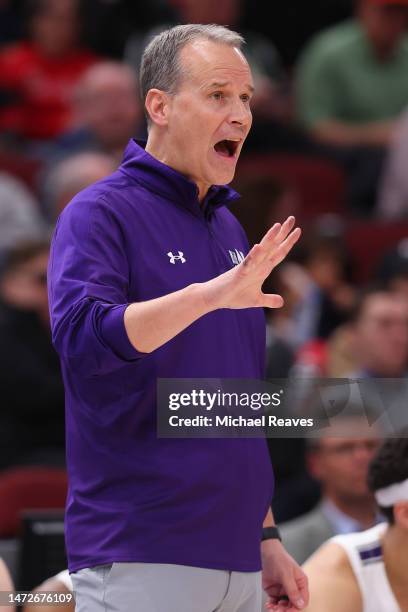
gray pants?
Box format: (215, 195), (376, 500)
(71, 562), (262, 612)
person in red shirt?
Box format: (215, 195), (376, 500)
(0, 0), (98, 141)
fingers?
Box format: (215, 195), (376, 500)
(259, 217), (295, 263)
(265, 572), (307, 611)
(243, 217), (300, 273)
(295, 571), (309, 608)
(266, 595), (304, 611)
(261, 293), (284, 309)
(277, 576), (306, 610)
(259, 222), (282, 251)
(242, 243), (264, 271)
(276, 216), (296, 243)
(268, 227), (302, 268)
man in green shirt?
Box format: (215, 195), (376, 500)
(296, 0), (408, 147)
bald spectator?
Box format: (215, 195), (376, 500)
(297, 0), (408, 148)
(0, 0), (98, 141)
(55, 61), (144, 162)
(44, 152), (116, 218)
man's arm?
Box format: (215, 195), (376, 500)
(261, 508), (309, 611)
(311, 119), (395, 148)
(301, 542), (362, 612)
(124, 217), (300, 353)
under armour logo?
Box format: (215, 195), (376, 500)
(229, 249), (245, 266)
(167, 251), (186, 264)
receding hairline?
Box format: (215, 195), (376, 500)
(140, 24), (246, 105)
(171, 38), (253, 100)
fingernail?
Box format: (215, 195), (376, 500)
(297, 599), (305, 608)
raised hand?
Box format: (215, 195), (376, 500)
(202, 216), (301, 311)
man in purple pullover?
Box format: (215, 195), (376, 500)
(48, 24), (308, 612)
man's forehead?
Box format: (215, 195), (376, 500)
(179, 39), (253, 87)
(365, 295), (406, 317)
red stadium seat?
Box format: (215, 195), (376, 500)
(236, 154), (346, 220)
(0, 467), (67, 537)
(345, 221), (408, 284)
(0, 153), (42, 193)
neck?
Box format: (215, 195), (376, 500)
(382, 524), (408, 586)
(145, 131), (208, 204)
(326, 494), (377, 528)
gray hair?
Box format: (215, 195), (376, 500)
(140, 24), (245, 117)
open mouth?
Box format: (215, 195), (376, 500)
(214, 139), (240, 158)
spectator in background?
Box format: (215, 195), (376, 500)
(271, 234), (354, 352)
(52, 61), (144, 163)
(280, 417), (382, 565)
(296, 0), (408, 212)
(350, 287), (408, 378)
(377, 107), (408, 218)
(0, 172), (48, 252)
(301, 435), (408, 612)
(0, 240), (65, 470)
(44, 152), (116, 219)
(297, 0), (408, 148)
(0, 0), (98, 142)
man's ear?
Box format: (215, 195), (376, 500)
(394, 500), (408, 528)
(145, 89), (170, 127)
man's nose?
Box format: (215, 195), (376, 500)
(228, 98), (251, 127)
(353, 443), (376, 463)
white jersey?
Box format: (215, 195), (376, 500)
(331, 523), (400, 612)
(55, 569), (73, 592)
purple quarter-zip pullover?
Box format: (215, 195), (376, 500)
(48, 139), (274, 573)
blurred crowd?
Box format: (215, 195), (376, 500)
(1, 0), (408, 595)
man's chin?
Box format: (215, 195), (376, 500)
(210, 167), (237, 186)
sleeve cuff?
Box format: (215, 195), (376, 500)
(100, 303), (146, 362)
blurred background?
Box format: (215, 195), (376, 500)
(0, 0), (408, 602)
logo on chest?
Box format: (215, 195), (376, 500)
(229, 249), (245, 266)
(167, 251), (186, 264)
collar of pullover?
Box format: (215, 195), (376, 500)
(119, 139), (240, 219)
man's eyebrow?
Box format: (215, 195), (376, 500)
(207, 81), (255, 93)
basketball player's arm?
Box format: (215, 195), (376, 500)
(22, 577), (74, 612)
(125, 217), (301, 353)
(0, 558), (15, 612)
(301, 542), (362, 612)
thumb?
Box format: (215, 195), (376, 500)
(261, 293), (284, 309)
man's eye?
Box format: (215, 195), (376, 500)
(241, 94), (251, 103)
(212, 92), (224, 100)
